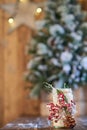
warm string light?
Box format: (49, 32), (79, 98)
(35, 7), (43, 20)
(19, 0), (28, 3)
(36, 7), (42, 14)
(8, 17), (14, 24)
(8, 17), (15, 28)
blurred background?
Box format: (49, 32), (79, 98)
(0, 0), (87, 127)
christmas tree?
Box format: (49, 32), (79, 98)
(25, 0), (87, 97)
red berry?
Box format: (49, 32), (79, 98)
(67, 103), (71, 107)
(55, 116), (59, 119)
(50, 112), (55, 116)
(48, 116), (52, 120)
(55, 120), (58, 123)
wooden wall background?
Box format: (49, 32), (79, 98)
(0, 0), (87, 127)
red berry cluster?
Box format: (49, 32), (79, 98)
(47, 103), (62, 122)
(47, 92), (75, 123)
(58, 93), (72, 113)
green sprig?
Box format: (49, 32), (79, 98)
(43, 82), (53, 92)
(64, 83), (70, 88)
(43, 82), (68, 103)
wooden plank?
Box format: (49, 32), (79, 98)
(4, 29), (21, 123)
(0, 0), (5, 127)
(3, 0), (25, 124)
(0, 117), (87, 130)
(17, 26), (40, 116)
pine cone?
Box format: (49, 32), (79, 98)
(63, 115), (76, 128)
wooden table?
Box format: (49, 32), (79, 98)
(0, 117), (87, 130)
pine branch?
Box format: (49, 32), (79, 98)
(64, 83), (70, 88)
(43, 82), (53, 92)
(43, 82), (68, 103)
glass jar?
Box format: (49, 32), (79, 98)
(50, 88), (76, 128)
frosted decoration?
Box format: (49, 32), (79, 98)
(81, 57), (87, 70)
(60, 51), (73, 63)
(49, 24), (65, 36)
